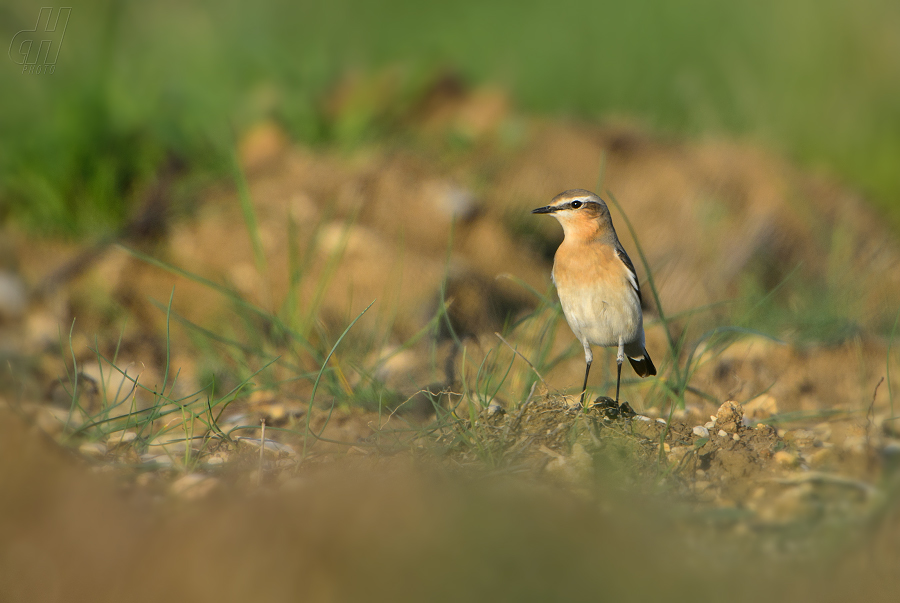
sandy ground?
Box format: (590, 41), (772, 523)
(2, 81), (900, 601)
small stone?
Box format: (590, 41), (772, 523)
(841, 435), (868, 454)
(732, 434), (740, 441)
(147, 432), (189, 456)
(487, 403), (504, 417)
(0, 271), (27, 320)
(715, 401), (744, 433)
(813, 422), (832, 439)
(204, 453), (228, 467)
(774, 451), (799, 467)
(692, 426), (710, 438)
(140, 454), (174, 467)
(35, 406), (71, 437)
(262, 404), (287, 423)
(235, 437), (298, 457)
(106, 431), (138, 450)
(882, 441), (900, 463)
(718, 429), (728, 438)
(79, 441), (106, 458)
(704, 421), (716, 429)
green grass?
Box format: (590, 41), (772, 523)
(1, 0), (899, 235)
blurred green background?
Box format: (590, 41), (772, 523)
(2, 0), (899, 236)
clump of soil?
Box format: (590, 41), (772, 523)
(439, 394), (882, 527)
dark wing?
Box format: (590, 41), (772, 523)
(615, 245), (642, 304)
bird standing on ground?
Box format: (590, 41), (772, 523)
(532, 189), (656, 406)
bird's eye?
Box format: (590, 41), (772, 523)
(571, 201), (582, 209)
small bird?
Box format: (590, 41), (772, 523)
(532, 189), (656, 406)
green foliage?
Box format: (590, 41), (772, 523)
(2, 0), (899, 234)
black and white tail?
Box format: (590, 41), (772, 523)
(628, 348), (656, 377)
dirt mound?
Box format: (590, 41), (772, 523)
(429, 393), (886, 529)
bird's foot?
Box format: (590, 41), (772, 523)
(590, 397), (636, 420)
(591, 396), (617, 410)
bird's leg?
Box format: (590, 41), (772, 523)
(615, 339), (625, 404)
(580, 344), (593, 406)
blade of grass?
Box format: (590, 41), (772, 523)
(303, 299), (375, 457)
(232, 153), (268, 278)
(118, 244), (318, 358)
(888, 305), (900, 417)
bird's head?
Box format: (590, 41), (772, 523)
(531, 189), (613, 240)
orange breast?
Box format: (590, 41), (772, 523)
(551, 239), (642, 347)
(552, 240), (620, 291)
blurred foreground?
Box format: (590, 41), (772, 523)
(2, 404), (900, 603)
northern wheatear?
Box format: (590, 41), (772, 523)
(532, 189), (656, 406)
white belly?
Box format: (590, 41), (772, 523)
(557, 282), (643, 348)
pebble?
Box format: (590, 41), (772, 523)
(204, 453), (228, 467)
(692, 426), (710, 438)
(35, 406), (72, 436)
(147, 435), (188, 456)
(0, 271), (27, 319)
(715, 401), (744, 433)
(718, 429), (728, 438)
(841, 435), (868, 453)
(261, 404), (287, 423)
(78, 441), (106, 458)
(106, 431), (137, 450)
(774, 451), (799, 467)
(429, 182), (479, 221)
(140, 454), (174, 467)
(704, 421), (716, 429)
(235, 437), (298, 457)
(882, 441), (900, 461)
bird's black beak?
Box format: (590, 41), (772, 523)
(531, 205), (555, 214)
